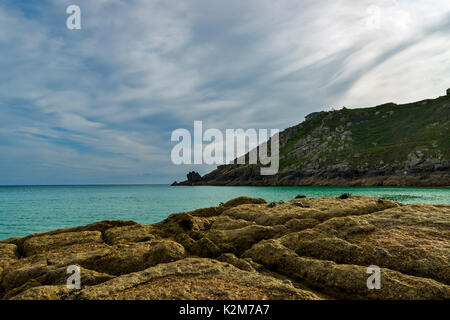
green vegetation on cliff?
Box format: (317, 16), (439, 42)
(174, 92), (450, 186)
(279, 94), (450, 171)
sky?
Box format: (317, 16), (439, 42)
(0, 0), (450, 185)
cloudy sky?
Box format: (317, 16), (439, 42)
(1, 0), (450, 184)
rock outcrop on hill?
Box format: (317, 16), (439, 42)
(173, 93), (450, 186)
(1, 196), (449, 300)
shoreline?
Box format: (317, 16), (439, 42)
(173, 172), (450, 187)
(1, 185), (449, 241)
(1, 195), (449, 300)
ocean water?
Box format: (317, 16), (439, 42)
(0, 185), (449, 240)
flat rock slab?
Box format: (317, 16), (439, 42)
(23, 231), (103, 256)
(77, 258), (319, 300)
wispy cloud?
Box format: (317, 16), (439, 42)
(0, 0), (449, 184)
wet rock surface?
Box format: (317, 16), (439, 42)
(1, 196), (449, 300)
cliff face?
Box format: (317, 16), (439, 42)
(1, 196), (449, 300)
(174, 93), (450, 186)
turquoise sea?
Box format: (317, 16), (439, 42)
(0, 185), (449, 240)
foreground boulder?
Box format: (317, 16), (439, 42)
(0, 196), (449, 300)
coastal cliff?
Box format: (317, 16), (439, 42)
(1, 196), (449, 300)
(174, 93), (450, 186)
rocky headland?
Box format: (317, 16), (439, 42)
(1, 195), (449, 300)
(173, 92), (450, 186)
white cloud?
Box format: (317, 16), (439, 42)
(0, 0), (449, 183)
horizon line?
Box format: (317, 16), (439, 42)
(0, 183), (171, 187)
